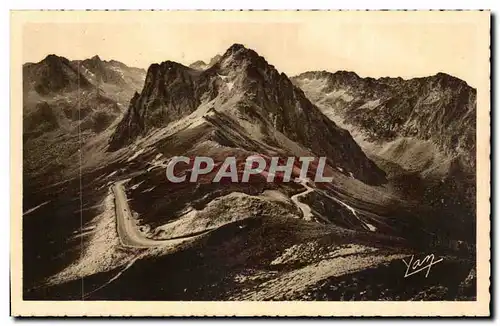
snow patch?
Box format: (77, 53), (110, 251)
(218, 74), (234, 91)
(127, 149), (145, 162)
(130, 181), (145, 190)
(358, 99), (381, 110)
(334, 198), (377, 232)
(23, 200), (51, 216)
(147, 154), (169, 171)
(218, 74), (228, 81)
(365, 223), (377, 232)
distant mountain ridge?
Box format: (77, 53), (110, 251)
(292, 69), (477, 222)
(22, 54), (146, 181)
(23, 54), (93, 95)
(189, 54), (222, 70)
(292, 70), (476, 174)
(24, 54), (146, 105)
(72, 55), (146, 105)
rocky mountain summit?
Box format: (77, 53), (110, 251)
(109, 44), (386, 184)
(23, 54), (92, 95)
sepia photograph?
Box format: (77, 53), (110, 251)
(10, 10), (490, 316)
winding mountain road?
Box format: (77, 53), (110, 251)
(290, 178), (315, 221)
(112, 180), (209, 248)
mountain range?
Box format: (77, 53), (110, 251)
(22, 44), (477, 301)
(109, 44), (385, 184)
(292, 71), (476, 175)
(292, 70), (477, 221)
(22, 54), (146, 184)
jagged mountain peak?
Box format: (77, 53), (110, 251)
(90, 54), (102, 62)
(189, 54), (223, 71)
(108, 59), (124, 66)
(159, 60), (189, 69)
(220, 43), (256, 60)
(24, 54), (91, 95)
(332, 70), (361, 79)
(38, 54), (76, 71)
(109, 45), (386, 184)
(189, 60), (207, 70)
(82, 55), (106, 68)
(208, 54), (222, 66)
(295, 69), (473, 91)
(41, 54), (69, 63)
(227, 43), (247, 52)
(429, 72), (473, 90)
(222, 43), (260, 60)
(72, 56), (146, 103)
(219, 44), (271, 70)
(188, 44), (275, 76)
(148, 60), (193, 73)
(144, 60), (197, 84)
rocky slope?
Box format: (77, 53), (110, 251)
(72, 55), (146, 105)
(109, 44), (385, 185)
(292, 71), (476, 175)
(23, 54), (92, 96)
(292, 70), (477, 239)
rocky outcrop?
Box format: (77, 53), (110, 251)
(108, 60), (219, 149)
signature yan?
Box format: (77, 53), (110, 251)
(402, 254), (444, 278)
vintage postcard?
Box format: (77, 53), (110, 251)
(11, 10), (490, 317)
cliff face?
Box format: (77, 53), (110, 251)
(108, 60), (218, 148)
(109, 44), (386, 185)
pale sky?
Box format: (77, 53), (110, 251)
(20, 11), (489, 87)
